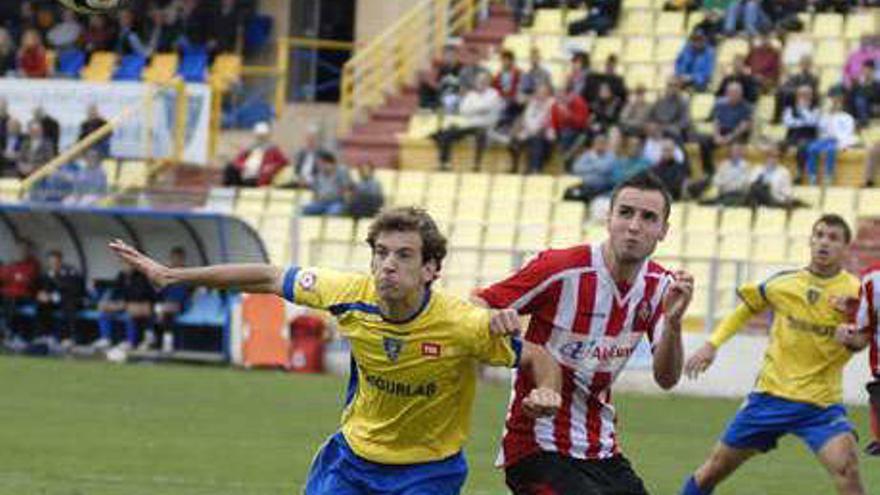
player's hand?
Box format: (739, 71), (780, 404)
(829, 295), (860, 321)
(490, 308), (522, 336)
(522, 387), (561, 418)
(684, 342), (717, 380)
(108, 239), (174, 288)
(663, 270), (694, 325)
(834, 323), (868, 352)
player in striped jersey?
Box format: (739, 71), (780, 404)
(853, 264), (880, 455)
(474, 172), (694, 495)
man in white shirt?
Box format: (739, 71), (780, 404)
(432, 72), (503, 171)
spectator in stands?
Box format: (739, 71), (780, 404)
(845, 60), (880, 128)
(565, 52), (592, 99)
(493, 50), (523, 129)
(745, 34), (781, 92)
(432, 72), (503, 171)
(568, 0), (621, 36)
(643, 120), (686, 164)
(79, 104), (111, 156)
(47, 8), (82, 53)
(588, 81), (623, 136)
(810, 0), (854, 14)
(63, 148), (108, 205)
(653, 138), (689, 200)
(179, 0), (211, 48)
(35, 249), (84, 351)
(0, 99), (12, 172)
(747, 143), (797, 207)
(598, 55), (628, 104)
(649, 77), (692, 142)
(0, 238), (40, 349)
(2, 119), (23, 177)
(222, 121), (290, 187)
(289, 125), (324, 189)
(457, 47), (488, 95)
(723, 0), (771, 36)
(302, 151), (353, 216)
(612, 135), (652, 185)
(550, 85), (589, 162)
(619, 85), (651, 136)
(675, 33), (715, 92)
(0, 28), (17, 76)
(695, 142), (752, 204)
(567, 133), (617, 203)
(33, 106), (60, 151)
(17, 29), (49, 78)
(864, 140), (880, 187)
(518, 47), (552, 98)
(115, 9), (149, 57)
(843, 35), (880, 87)
(716, 55), (760, 104)
(697, 81), (753, 175)
(208, 0), (243, 54)
(418, 45), (461, 111)
(92, 262), (156, 352)
(510, 81), (555, 174)
(16, 120), (55, 178)
(690, 8), (724, 46)
(782, 84), (820, 182)
(774, 55), (818, 123)
(82, 15), (115, 54)
(346, 163), (385, 219)
(805, 92), (858, 185)
(6, 2), (37, 50)
(153, 246), (192, 353)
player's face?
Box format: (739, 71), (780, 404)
(606, 188), (668, 264)
(809, 222), (849, 270)
(371, 231), (437, 302)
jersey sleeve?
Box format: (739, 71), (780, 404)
(281, 266), (367, 311)
(736, 278), (773, 313)
(463, 306), (522, 368)
(857, 274), (876, 334)
(476, 250), (558, 314)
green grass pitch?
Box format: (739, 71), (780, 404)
(1, 356), (876, 494)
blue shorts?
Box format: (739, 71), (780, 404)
(721, 392), (855, 453)
(304, 432), (467, 495)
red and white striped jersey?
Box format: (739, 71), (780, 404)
(857, 264), (880, 377)
(477, 243), (674, 467)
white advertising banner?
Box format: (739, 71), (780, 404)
(0, 79), (211, 164)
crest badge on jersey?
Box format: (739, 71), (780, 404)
(383, 337), (404, 362)
(298, 271), (317, 291)
(807, 287), (822, 305)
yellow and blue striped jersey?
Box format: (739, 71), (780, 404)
(282, 266), (521, 464)
(736, 268), (860, 407)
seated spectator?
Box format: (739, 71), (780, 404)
(457, 47), (488, 95)
(144, 6), (181, 55)
(79, 104), (111, 156)
(346, 163), (385, 219)
(692, 142), (752, 203)
(418, 46), (462, 111)
(30, 159), (78, 203)
(0, 98), (15, 173)
(82, 14), (115, 54)
(432, 72), (503, 171)
(47, 9), (82, 52)
(550, 85), (589, 162)
(93, 263), (156, 352)
(64, 148), (108, 205)
(697, 81), (753, 175)
(690, 8), (724, 46)
(518, 47), (552, 99)
(153, 246), (193, 353)
(612, 135), (652, 185)
(565, 52), (592, 99)
(843, 35), (880, 88)
(774, 55), (818, 123)
(568, 0), (621, 36)
(746, 143), (797, 208)
(675, 33), (715, 92)
(35, 250), (84, 351)
(493, 49), (523, 129)
(810, 0), (853, 15)
(33, 106), (60, 151)
(723, 0), (771, 36)
(805, 92), (858, 185)
(782, 84), (820, 181)
(1, 118), (23, 177)
(303, 151), (353, 216)
(588, 82), (623, 136)
(652, 138), (689, 200)
(208, 0), (243, 54)
(648, 77), (692, 142)
(115, 9), (149, 57)
(642, 121), (686, 164)
(745, 34), (781, 91)
(223, 122), (289, 187)
(7, 1), (37, 46)
(288, 125), (324, 189)
(510, 81), (555, 174)
(16, 121), (56, 178)
(0, 28), (17, 76)
(716, 55), (760, 104)
(619, 85), (651, 136)
(845, 60), (880, 128)
(17, 28), (49, 78)
(567, 133), (617, 202)
(0, 238), (40, 348)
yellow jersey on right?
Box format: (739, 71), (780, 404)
(737, 268), (860, 407)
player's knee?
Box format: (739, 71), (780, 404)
(827, 450), (860, 483)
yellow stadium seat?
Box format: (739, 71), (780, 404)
(530, 9), (565, 34)
(516, 223), (550, 251)
(549, 225), (584, 248)
(812, 13), (844, 38)
(484, 223), (516, 249)
(424, 194), (454, 223)
(323, 217), (356, 243)
(624, 0), (654, 9)
(686, 205), (718, 232)
(503, 34), (532, 60)
(533, 35), (563, 61)
(458, 172), (491, 200)
(481, 251), (515, 278)
(426, 172), (458, 197)
(551, 202), (585, 226)
(655, 12), (686, 36)
(406, 113), (441, 139)
(815, 39), (846, 68)
(490, 174), (523, 200)
(684, 232), (717, 258)
(623, 38), (654, 65)
(718, 39), (748, 67)
(752, 208), (787, 236)
(450, 222), (483, 249)
(655, 226), (683, 260)
(562, 36), (593, 58)
(845, 12), (876, 40)
(719, 232), (750, 260)
(655, 37), (685, 64)
(789, 208), (821, 237)
(822, 187), (856, 215)
(487, 199), (520, 224)
(116, 161), (149, 189)
(686, 11), (705, 32)
(819, 67), (842, 94)
(792, 185), (821, 208)
(210, 53), (242, 92)
(620, 11), (654, 36)
(81, 51), (117, 82)
(625, 64), (658, 90)
(555, 175), (582, 197)
(395, 170), (428, 205)
(752, 235), (788, 264)
(720, 207), (752, 233)
(143, 53), (179, 84)
(373, 168), (397, 197)
(858, 188), (880, 216)
(782, 36), (814, 67)
(592, 37), (624, 65)
(0, 178), (21, 202)
(522, 175), (555, 200)
(521, 200), (552, 225)
(454, 196), (487, 223)
(691, 93), (715, 122)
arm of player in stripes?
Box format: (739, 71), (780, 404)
(109, 239), (286, 297)
(520, 342), (562, 418)
(653, 270), (693, 390)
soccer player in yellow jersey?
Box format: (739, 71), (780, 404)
(108, 207), (562, 495)
(679, 214), (866, 495)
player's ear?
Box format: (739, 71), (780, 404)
(422, 258), (439, 284)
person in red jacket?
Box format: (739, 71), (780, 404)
(0, 238), (40, 345)
(223, 122), (290, 187)
(551, 87), (590, 165)
(17, 29), (49, 79)
(493, 50), (522, 129)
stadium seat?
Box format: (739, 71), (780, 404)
(144, 53), (180, 84)
(655, 12), (685, 36)
(551, 201), (585, 227)
(685, 11), (705, 32)
(295, 216), (324, 265)
(752, 208), (787, 236)
(530, 9), (565, 34)
(718, 39), (748, 67)
(484, 223), (516, 249)
(623, 38), (654, 65)
(56, 49), (86, 78)
(502, 34), (532, 60)
(113, 54), (147, 81)
(845, 12), (876, 40)
(685, 205), (718, 232)
(116, 161), (149, 190)
(490, 174), (523, 200)
(822, 187), (856, 217)
(815, 39), (846, 68)
(752, 235), (788, 264)
(655, 37), (685, 64)
(533, 35), (563, 61)
(323, 217), (356, 243)
(0, 178), (21, 202)
(209, 53), (243, 92)
(516, 223), (550, 251)
(521, 200), (552, 225)
(395, 170), (427, 205)
(792, 185), (821, 208)
(719, 232), (751, 260)
(592, 37), (623, 65)
(450, 222), (484, 249)
(481, 251), (515, 278)
(690, 93), (715, 122)
(176, 290), (227, 327)
(487, 198), (520, 225)
(789, 208), (821, 238)
(81, 52), (118, 82)
(623, 0), (654, 9)
(684, 232), (717, 258)
(812, 13), (844, 38)
(455, 196), (488, 223)
(549, 225), (584, 248)
(554, 175), (582, 198)
(620, 11), (654, 36)
(522, 175), (555, 201)
(858, 188), (880, 216)
(625, 64), (658, 90)
(458, 172), (492, 201)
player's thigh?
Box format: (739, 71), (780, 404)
(304, 436), (365, 495)
(815, 431), (861, 479)
(505, 452), (603, 495)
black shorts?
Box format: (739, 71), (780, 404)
(505, 451), (650, 495)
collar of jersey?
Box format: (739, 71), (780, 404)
(328, 289), (433, 325)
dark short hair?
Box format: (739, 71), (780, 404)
(317, 150), (336, 163)
(366, 207), (447, 272)
(813, 214), (852, 243)
(47, 249), (62, 259)
(501, 49), (515, 60)
(171, 246), (186, 257)
(609, 171), (673, 221)
(571, 51), (589, 66)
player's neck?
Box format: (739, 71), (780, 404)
(807, 263), (842, 279)
(379, 287), (428, 323)
(601, 242), (641, 284)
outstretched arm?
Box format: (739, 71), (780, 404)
(684, 303), (756, 380)
(653, 270), (694, 390)
(108, 239), (286, 296)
